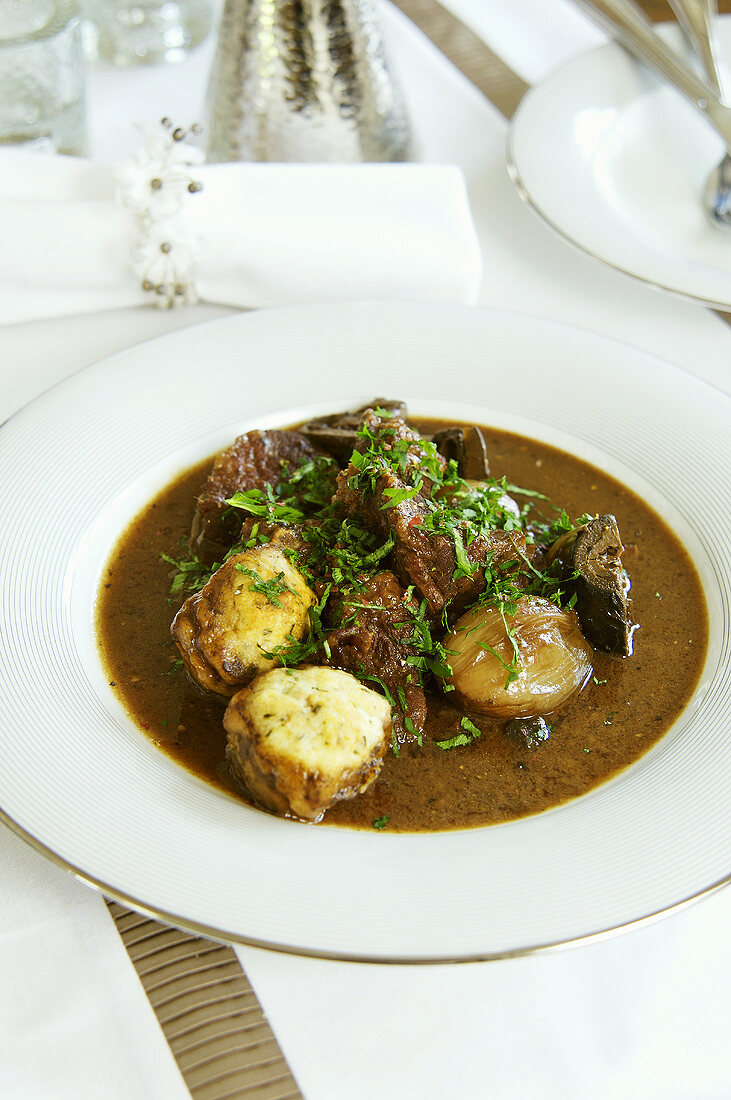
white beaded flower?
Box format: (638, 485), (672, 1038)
(116, 119), (204, 309)
(132, 220), (199, 308)
(116, 160), (185, 219)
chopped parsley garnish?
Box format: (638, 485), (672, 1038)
(372, 815), (390, 829)
(436, 715), (482, 751)
(460, 716), (482, 738)
(234, 565), (296, 608)
(161, 550), (212, 596)
(226, 487), (306, 526)
(259, 586), (332, 667)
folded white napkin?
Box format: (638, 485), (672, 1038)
(0, 151), (481, 326)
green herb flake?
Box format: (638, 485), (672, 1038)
(436, 732), (472, 750)
(235, 565), (296, 608)
(161, 551), (213, 597)
(372, 815), (389, 829)
(452, 529), (477, 580)
(460, 716), (482, 739)
(436, 715), (482, 751)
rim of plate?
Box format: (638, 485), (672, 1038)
(506, 143), (731, 315)
(507, 22), (731, 312)
(0, 301), (729, 962)
(1, 807), (730, 963)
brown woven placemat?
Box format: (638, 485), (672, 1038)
(394, 0), (529, 116)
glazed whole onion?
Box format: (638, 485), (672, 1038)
(445, 595), (594, 718)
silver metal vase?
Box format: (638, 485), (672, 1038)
(204, 0), (411, 162)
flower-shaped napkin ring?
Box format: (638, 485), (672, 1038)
(116, 119), (204, 309)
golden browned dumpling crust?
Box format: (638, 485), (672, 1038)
(224, 666), (392, 821)
(171, 545), (315, 695)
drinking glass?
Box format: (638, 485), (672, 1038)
(0, 0), (87, 155)
(85, 1), (212, 65)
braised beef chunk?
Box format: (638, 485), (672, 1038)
(386, 498), (532, 620)
(335, 460), (531, 620)
(334, 413), (446, 513)
(355, 409), (428, 453)
(356, 411), (447, 476)
(333, 413), (444, 523)
(325, 571), (427, 744)
(191, 430), (321, 551)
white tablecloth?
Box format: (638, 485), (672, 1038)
(1, 2), (729, 1097)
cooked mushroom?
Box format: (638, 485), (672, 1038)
(444, 596), (594, 718)
(504, 715), (552, 750)
(546, 514), (635, 656)
(224, 666), (392, 821)
(431, 426), (490, 479)
(300, 399), (408, 460)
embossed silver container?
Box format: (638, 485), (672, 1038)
(204, 0), (411, 162)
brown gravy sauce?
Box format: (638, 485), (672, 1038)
(96, 420), (708, 831)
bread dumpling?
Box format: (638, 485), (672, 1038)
(224, 666), (392, 821)
(171, 544), (315, 695)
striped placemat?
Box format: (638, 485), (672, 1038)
(106, 900), (303, 1099)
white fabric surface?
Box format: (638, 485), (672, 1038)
(237, 896), (731, 1100)
(1, 1), (730, 1098)
(0, 154), (480, 324)
(0, 827), (187, 1100)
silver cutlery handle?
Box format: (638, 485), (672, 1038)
(572, 0), (731, 145)
(667, 0), (727, 101)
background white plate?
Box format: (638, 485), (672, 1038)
(508, 21), (731, 310)
(0, 302), (729, 961)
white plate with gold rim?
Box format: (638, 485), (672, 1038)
(0, 302), (729, 961)
(508, 21), (731, 310)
